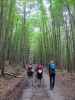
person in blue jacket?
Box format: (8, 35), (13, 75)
(48, 60), (56, 90)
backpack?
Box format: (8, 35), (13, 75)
(49, 64), (56, 74)
(27, 65), (33, 77)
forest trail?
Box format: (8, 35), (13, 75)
(19, 71), (64, 100)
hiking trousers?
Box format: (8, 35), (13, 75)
(50, 73), (55, 89)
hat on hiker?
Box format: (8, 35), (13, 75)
(50, 60), (54, 64)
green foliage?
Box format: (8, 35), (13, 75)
(0, 0), (75, 72)
(68, 0), (75, 6)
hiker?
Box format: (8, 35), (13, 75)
(48, 60), (56, 90)
(36, 64), (43, 86)
(27, 64), (34, 78)
(27, 64), (34, 86)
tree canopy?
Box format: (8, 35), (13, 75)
(0, 0), (75, 75)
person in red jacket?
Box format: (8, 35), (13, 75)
(36, 64), (43, 86)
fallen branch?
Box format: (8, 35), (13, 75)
(4, 72), (25, 78)
(4, 72), (17, 77)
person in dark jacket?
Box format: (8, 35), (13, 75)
(48, 60), (56, 90)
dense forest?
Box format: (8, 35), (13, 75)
(0, 0), (75, 76)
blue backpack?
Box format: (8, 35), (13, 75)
(49, 64), (56, 74)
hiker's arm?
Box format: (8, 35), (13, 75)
(47, 64), (50, 73)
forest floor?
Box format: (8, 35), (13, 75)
(56, 72), (75, 100)
(0, 62), (26, 98)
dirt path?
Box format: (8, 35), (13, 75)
(44, 72), (65, 100)
(19, 82), (50, 100)
(19, 71), (65, 100)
